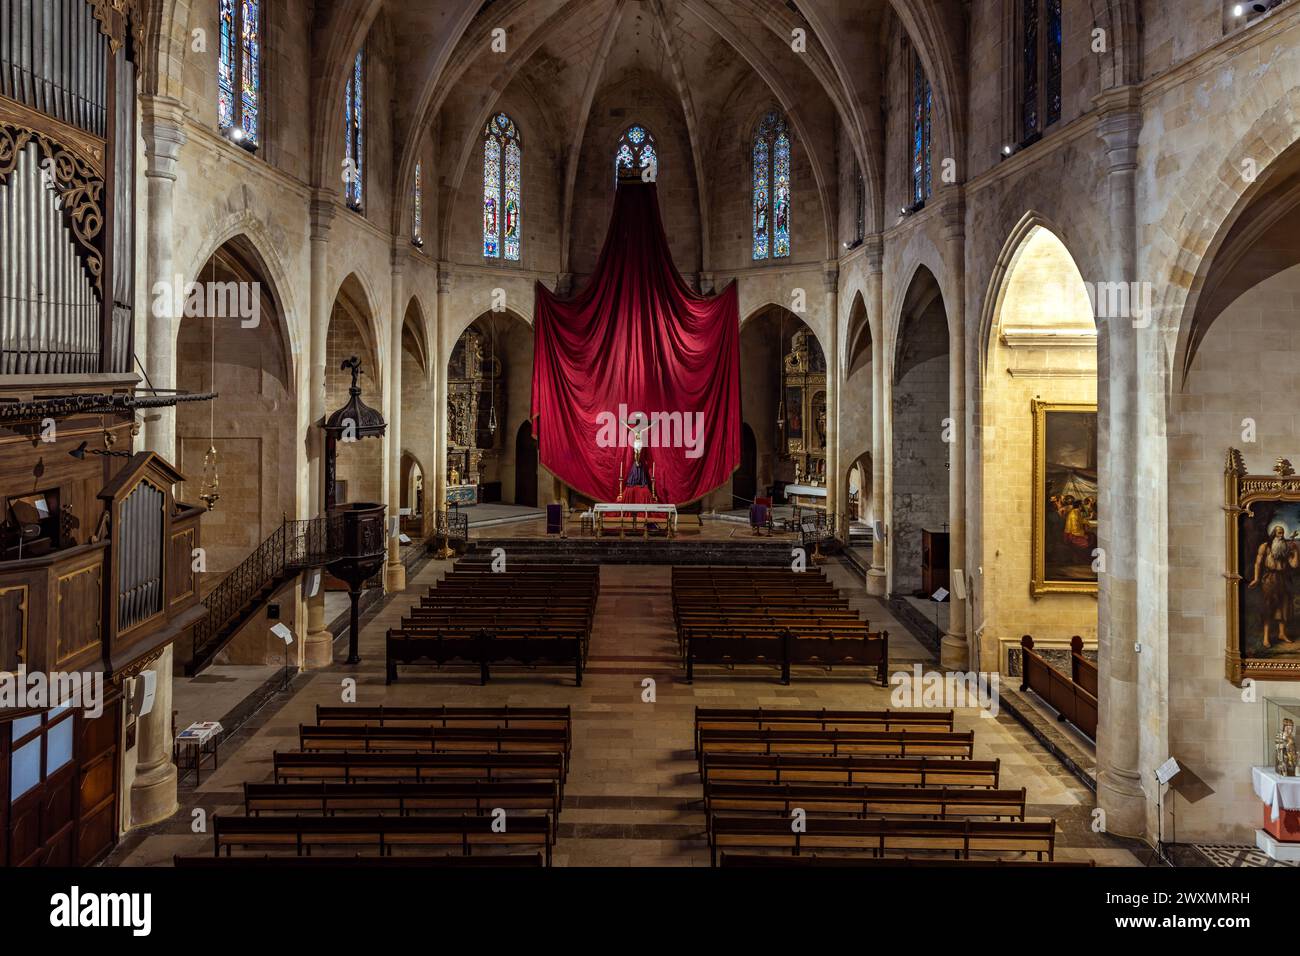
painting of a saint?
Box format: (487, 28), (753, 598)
(1032, 402), (1099, 594)
(1239, 502), (1300, 657)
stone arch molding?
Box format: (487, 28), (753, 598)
(176, 202), (305, 392)
(330, 267), (388, 371)
(1164, 89), (1300, 397)
(888, 242), (950, 353)
(976, 210), (1086, 375)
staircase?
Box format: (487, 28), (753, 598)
(182, 516), (337, 676)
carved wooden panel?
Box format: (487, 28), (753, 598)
(56, 562), (102, 665)
(0, 585), (27, 672)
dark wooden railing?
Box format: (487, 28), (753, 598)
(1020, 635), (1097, 740)
(187, 515), (338, 674)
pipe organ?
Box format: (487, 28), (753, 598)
(0, 0), (211, 868)
(0, 0), (140, 376)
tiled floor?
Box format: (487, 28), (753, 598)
(116, 559), (1143, 867)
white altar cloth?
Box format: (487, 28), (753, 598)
(592, 502), (678, 535)
(1252, 766), (1300, 821)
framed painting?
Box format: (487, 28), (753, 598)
(1031, 401), (1099, 595)
(1224, 450), (1300, 684)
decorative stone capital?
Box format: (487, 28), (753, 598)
(822, 263), (840, 295)
(310, 189), (337, 242)
(139, 95), (187, 180)
(936, 191), (966, 244)
(863, 234), (884, 275)
(1094, 86), (1143, 174)
(437, 263), (454, 295)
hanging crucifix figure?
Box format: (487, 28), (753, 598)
(622, 413), (653, 489)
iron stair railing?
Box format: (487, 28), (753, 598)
(186, 515), (337, 675)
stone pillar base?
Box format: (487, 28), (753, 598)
(1097, 771), (1148, 839)
(384, 560), (406, 593)
(304, 629), (334, 669)
(128, 760), (178, 829)
(939, 632), (969, 671)
(866, 568), (887, 597)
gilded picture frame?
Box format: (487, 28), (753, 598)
(1223, 450), (1300, 685)
(1031, 401), (1099, 595)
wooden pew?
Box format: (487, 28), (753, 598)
(702, 782), (1027, 831)
(385, 629), (587, 686)
(272, 751), (566, 792)
(697, 727), (975, 767)
(243, 781), (562, 837)
(695, 708), (954, 755)
(707, 816), (1057, 865)
(316, 704), (570, 727)
(684, 629), (888, 686)
(175, 853), (546, 868)
(700, 754), (1001, 788)
(719, 854), (1092, 868)
(1020, 634), (1097, 739)
(212, 813), (554, 865)
(297, 724), (570, 769)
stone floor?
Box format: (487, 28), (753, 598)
(114, 558), (1144, 867)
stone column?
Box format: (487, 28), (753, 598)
(303, 193), (337, 668)
(939, 194), (969, 671)
(128, 652), (178, 827)
(865, 236), (888, 596)
(1094, 87), (1147, 839)
(385, 247), (407, 591)
(433, 266), (452, 516)
(128, 96), (187, 829)
(139, 96), (187, 461)
(824, 265), (840, 529)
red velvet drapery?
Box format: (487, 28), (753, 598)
(531, 182), (740, 505)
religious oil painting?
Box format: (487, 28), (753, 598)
(1224, 451), (1300, 684)
(1031, 401), (1099, 595)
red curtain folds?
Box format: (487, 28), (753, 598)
(531, 182), (740, 505)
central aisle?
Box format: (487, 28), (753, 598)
(112, 559), (1137, 866)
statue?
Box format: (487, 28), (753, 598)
(1275, 718), (1297, 776)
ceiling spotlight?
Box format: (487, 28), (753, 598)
(1232, 3), (1244, 15)
(230, 127), (245, 141)
(1002, 144), (1013, 156)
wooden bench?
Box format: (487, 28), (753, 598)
(271, 751), (566, 792)
(212, 813), (554, 865)
(684, 629), (888, 685)
(385, 629), (587, 686)
(718, 854), (1091, 868)
(695, 708), (952, 754)
(702, 782), (1027, 832)
(243, 781), (562, 837)
(175, 853), (546, 868)
(316, 704), (570, 733)
(297, 724), (570, 769)
(707, 816), (1057, 865)
(697, 727), (974, 767)
(1020, 635), (1097, 739)
(700, 754), (1001, 788)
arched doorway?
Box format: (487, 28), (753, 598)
(325, 274), (382, 506)
(733, 423), (758, 509)
(515, 420), (538, 507)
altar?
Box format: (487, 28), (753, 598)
(785, 483), (827, 522)
(593, 501), (678, 537)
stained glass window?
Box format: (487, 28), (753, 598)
(413, 162), (423, 246)
(912, 54), (933, 207)
(218, 0), (260, 146)
(753, 110), (791, 260)
(1046, 0), (1062, 126)
(1023, 0), (1062, 136)
(615, 125), (658, 185)
(483, 113), (521, 260)
(344, 51), (364, 209)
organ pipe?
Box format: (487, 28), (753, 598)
(0, 0), (107, 136)
(0, 141), (100, 374)
(117, 482), (164, 632)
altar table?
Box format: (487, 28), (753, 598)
(593, 502), (678, 538)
